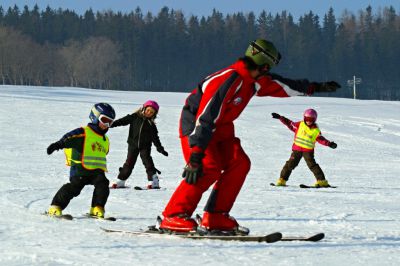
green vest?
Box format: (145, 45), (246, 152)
(294, 121), (320, 149)
(64, 126), (109, 171)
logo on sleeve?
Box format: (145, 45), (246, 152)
(233, 97), (242, 105)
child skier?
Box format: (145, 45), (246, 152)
(46, 103), (116, 218)
(110, 100), (168, 189)
(272, 109), (337, 187)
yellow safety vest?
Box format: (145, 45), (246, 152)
(293, 121), (320, 149)
(64, 126), (109, 171)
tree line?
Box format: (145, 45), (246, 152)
(0, 5), (399, 100)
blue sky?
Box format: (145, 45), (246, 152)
(1, 0), (399, 19)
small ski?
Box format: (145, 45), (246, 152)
(43, 212), (73, 220)
(134, 186), (166, 191)
(84, 214), (117, 221)
(270, 183), (288, 187)
(299, 184), (337, 189)
(110, 186), (130, 189)
(100, 227), (282, 243)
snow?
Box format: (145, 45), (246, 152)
(1, 85), (400, 266)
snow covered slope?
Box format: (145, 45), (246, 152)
(1, 85), (399, 266)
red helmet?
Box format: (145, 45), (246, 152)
(303, 108), (317, 123)
(143, 100), (159, 112)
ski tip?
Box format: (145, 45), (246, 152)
(308, 232), (325, 242)
(281, 232), (325, 242)
(100, 227), (111, 232)
(265, 232), (283, 243)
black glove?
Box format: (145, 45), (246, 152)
(157, 147), (168, 157)
(271, 113), (281, 119)
(182, 152), (204, 184)
(46, 141), (64, 155)
(329, 142), (337, 149)
(313, 81), (341, 92)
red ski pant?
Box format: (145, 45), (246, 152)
(162, 135), (251, 217)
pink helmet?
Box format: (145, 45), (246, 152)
(303, 108), (317, 123)
(143, 100), (159, 112)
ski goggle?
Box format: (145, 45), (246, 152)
(250, 41), (280, 65)
(99, 114), (114, 127)
(304, 116), (316, 123)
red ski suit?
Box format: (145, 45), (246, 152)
(163, 60), (315, 218)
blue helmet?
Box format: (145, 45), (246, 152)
(89, 103), (116, 124)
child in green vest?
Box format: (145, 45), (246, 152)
(272, 109), (337, 187)
(46, 103), (116, 218)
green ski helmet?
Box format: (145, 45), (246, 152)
(245, 39), (281, 67)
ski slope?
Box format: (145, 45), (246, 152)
(1, 85), (399, 266)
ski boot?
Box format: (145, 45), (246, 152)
(314, 179), (330, 188)
(90, 206), (105, 218)
(110, 179), (126, 189)
(47, 205), (62, 216)
(275, 178), (287, 186)
(147, 174), (160, 189)
(197, 212), (249, 236)
(158, 214), (198, 233)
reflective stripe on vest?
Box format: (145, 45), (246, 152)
(293, 121), (320, 149)
(64, 126), (109, 171)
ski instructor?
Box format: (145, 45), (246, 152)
(158, 39), (340, 234)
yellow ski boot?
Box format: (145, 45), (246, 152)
(275, 178), (287, 187)
(90, 206), (105, 218)
(47, 205), (62, 216)
(314, 180), (330, 188)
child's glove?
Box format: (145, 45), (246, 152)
(157, 147), (169, 157)
(329, 142), (337, 149)
(46, 141), (64, 155)
(271, 113), (281, 119)
(182, 152), (204, 184)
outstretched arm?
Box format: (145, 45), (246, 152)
(316, 135), (330, 146)
(110, 114), (132, 128)
(317, 135), (337, 148)
(257, 73), (340, 97)
(46, 127), (84, 155)
(271, 113), (297, 132)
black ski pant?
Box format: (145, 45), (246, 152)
(51, 172), (110, 210)
(280, 150), (326, 181)
(117, 145), (157, 181)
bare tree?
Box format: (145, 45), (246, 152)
(74, 37), (122, 89)
(59, 37), (122, 89)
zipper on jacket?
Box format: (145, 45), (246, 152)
(137, 119), (145, 148)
